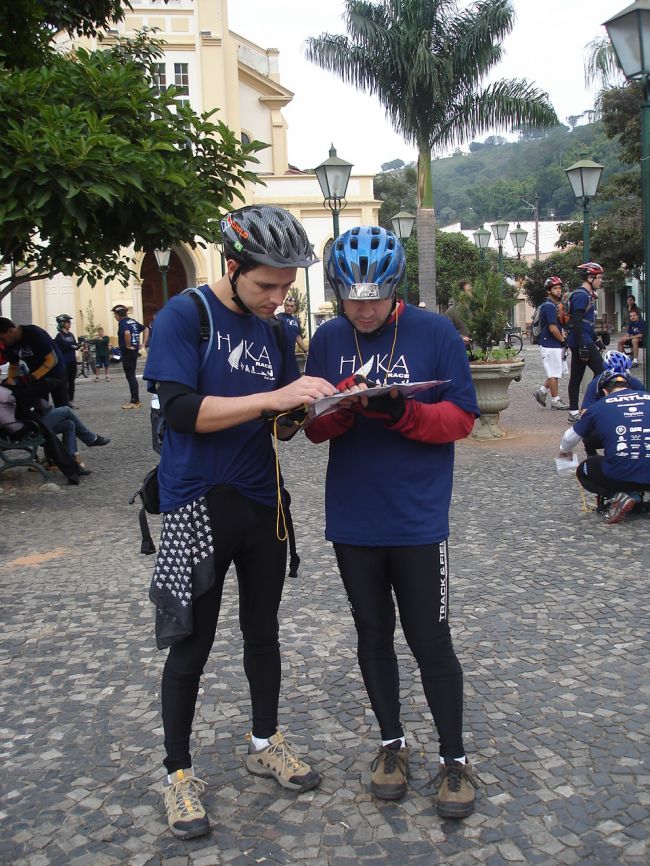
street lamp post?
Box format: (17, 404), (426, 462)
(509, 223), (529, 260)
(472, 227), (491, 260)
(490, 220), (510, 273)
(605, 0), (650, 386)
(154, 248), (171, 306)
(315, 144), (353, 240)
(564, 159), (604, 262)
(391, 210), (416, 303)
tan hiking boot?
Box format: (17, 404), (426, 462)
(163, 768), (210, 839)
(433, 759), (479, 818)
(121, 401), (142, 409)
(245, 731), (321, 792)
(370, 741), (410, 800)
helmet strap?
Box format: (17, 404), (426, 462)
(228, 265), (253, 316)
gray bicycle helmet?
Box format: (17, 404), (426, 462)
(221, 206), (318, 269)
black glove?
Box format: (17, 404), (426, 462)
(358, 389), (406, 424)
(595, 338), (605, 352)
(276, 406), (308, 428)
(579, 346), (590, 362)
(15, 373), (37, 386)
(335, 373), (372, 392)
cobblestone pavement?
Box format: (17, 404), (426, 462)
(1, 347), (648, 866)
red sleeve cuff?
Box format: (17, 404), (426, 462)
(390, 400), (476, 443)
(305, 409), (356, 443)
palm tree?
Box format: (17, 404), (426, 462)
(306, 0), (557, 308)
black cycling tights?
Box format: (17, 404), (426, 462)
(334, 541), (465, 760)
(161, 487), (287, 773)
(568, 343), (604, 411)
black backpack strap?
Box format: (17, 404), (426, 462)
(138, 506), (156, 555)
(268, 315), (287, 356)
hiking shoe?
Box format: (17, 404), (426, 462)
(631, 359), (639, 367)
(551, 399), (569, 410)
(432, 759), (479, 819)
(567, 411), (580, 424)
(606, 492), (638, 524)
(88, 435), (110, 447)
(245, 731), (321, 792)
(121, 401), (142, 410)
(370, 740), (410, 800)
(163, 768), (210, 840)
(533, 389), (547, 407)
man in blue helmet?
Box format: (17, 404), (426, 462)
(559, 369), (650, 523)
(566, 262), (606, 423)
(305, 225), (481, 818)
(143, 205), (336, 840)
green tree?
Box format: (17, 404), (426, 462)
(306, 0), (557, 309)
(0, 28), (263, 301)
(456, 269), (516, 357)
(521, 247), (584, 308)
(405, 230), (483, 307)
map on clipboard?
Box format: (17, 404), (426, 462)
(306, 379), (449, 423)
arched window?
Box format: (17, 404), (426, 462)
(323, 238), (336, 304)
(240, 131), (251, 146)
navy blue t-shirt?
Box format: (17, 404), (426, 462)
(305, 306), (480, 546)
(143, 287), (300, 512)
(5, 325), (64, 378)
(574, 388), (650, 483)
(277, 312), (303, 345)
(118, 317), (143, 350)
(54, 330), (78, 363)
(538, 299), (563, 348)
(627, 318), (646, 338)
(566, 287), (596, 348)
(581, 374), (645, 411)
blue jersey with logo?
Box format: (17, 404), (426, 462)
(581, 374), (645, 411)
(567, 287), (596, 348)
(54, 330), (78, 363)
(5, 325), (65, 378)
(305, 306), (480, 546)
(277, 312), (303, 345)
(574, 388), (650, 483)
(627, 318), (646, 338)
(117, 317), (143, 350)
(144, 288), (299, 511)
(538, 299), (563, 348)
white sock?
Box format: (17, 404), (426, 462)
(382, 736), (406, 749)
(251, 734), (270, 751)
(440, 755), (466, 765)
(551, 396), (562, 403)
(166, 766), (192, 784)
(540, 385), (549, 394)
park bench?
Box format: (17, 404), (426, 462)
(0, 422), (50, 481)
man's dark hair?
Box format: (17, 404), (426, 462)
(0, 317), (16, 334)
(628, 295), (636, 302)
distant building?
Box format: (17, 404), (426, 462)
(2, 0), (379, 339)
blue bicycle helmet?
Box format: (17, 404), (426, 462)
(602, 349), (632, 374)
(327, 226), (406, 301)
(598, 369), (630, 395)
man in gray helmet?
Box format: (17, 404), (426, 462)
(143, 205), (336, 840)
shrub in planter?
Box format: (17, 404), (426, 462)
(456, 271), (518, 361)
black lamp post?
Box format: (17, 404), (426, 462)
(315, 144), (353, 240)
(472, 227), (491, 260)
(605, 0), (650, 385)
(564, 159), (604, 262)
(391, 210), (415, 303)
(154, 248), (171, 305)
(490, 220), (510, 273)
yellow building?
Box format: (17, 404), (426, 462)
(3, 0), (380, 341)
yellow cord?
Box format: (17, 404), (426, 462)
(353, 303), (400, 384)
(577, 478), (597, 513)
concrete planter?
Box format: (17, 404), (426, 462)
(469, 358), (525, 439)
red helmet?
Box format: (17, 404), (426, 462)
(577, 262), (604, 276)
(544, 276), (563, 290)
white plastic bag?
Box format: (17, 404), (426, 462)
(555, 454), (579, 478)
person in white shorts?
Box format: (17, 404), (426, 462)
(533, 277), (568, 410)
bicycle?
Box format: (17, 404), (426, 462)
(76, 339), (94, 378)
(502, 323), (523, 356)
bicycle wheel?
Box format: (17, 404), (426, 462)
(509, 334), (523, 355)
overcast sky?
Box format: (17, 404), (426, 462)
(228, 0), (624, 175)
